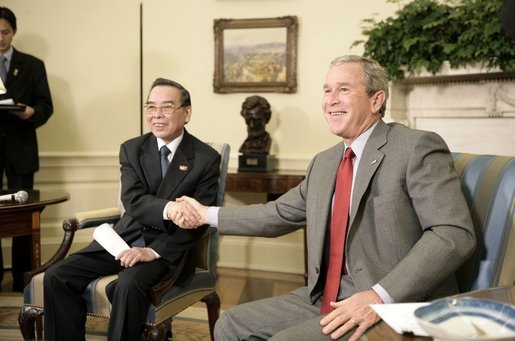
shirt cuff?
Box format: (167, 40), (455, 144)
(163, 201), (173, 220)
(207, 206), (219, 227)
(149, 248), (161, 259)
(372, 283), (394, 304)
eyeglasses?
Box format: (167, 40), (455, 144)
(144, 103), (183, 116)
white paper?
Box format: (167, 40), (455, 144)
(0, 78), (6, 95)
(0, 98), (14, 104)
(93, 223), (130, 257)
(370, 303), (430, 336)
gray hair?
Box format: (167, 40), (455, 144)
(330, 55), (389, 116)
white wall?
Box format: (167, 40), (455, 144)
(1, 0), (398, 273)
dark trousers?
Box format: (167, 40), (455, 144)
(0, 161), (34, 291)
(43, 250), (170, 341)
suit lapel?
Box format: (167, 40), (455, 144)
(311, 142), (344, 265)
(349, 120), (389, 226)
(139, 136), (162, 194)
(6, 48), (25, 87)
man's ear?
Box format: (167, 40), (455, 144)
(371, 91), (386, 114)
(184, 106), (192, 124)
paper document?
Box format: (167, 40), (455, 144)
(370, 303), (430, 336)
(0, 98), (14, 104)
(93, 223), (130, 257)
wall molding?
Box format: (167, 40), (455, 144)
(2, 153), (309, 274)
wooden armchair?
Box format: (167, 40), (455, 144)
(452, 152), (515, 292)
(18, 142), (230, 341)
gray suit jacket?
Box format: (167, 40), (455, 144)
(219, 120), (475, 304)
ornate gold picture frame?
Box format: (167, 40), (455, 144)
(213, 16), (298, 93)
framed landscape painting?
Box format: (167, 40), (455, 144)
(213, 16), (298, 93)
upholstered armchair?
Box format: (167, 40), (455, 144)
(18, 142), (230, 341)
(452, 152), (515, 292)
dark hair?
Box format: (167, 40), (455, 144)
(149, 78), (191, 107)
(241, 95), (272, 123)
(0, 7), (17, 33)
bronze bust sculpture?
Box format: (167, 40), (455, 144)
(239, 95), (272, 155)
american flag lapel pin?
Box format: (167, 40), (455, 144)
(179, 165), (188, 171)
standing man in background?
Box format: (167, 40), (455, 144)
(0, 6), (53, 292)
(175, 55), (476, 340)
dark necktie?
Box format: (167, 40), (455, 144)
(0, 56), (7, 83)
(321, 147), (355, 314)
(160, 146), (171, 178)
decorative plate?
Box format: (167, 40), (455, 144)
(414, 297), (515, 340)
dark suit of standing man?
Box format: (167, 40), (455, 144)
(0, 7), (53, 292)
(177, 55), (476, 341)
(43, 78), (221, 341)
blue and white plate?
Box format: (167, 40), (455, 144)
(414, 297), (515, 340)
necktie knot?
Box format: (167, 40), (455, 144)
(160, 145), (171, 158)
(344, 147), (355, 160)
(160, 146), (171, 178)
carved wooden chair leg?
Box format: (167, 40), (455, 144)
(201, 291), (221, 341)
(36, 315), (43, 340)
(18, 306), (44, 340)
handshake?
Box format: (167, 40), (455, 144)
(167, 196), (209, 229)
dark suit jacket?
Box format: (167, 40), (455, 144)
(0, 48), (53, 174)
(79, 130), (221, 277)
(219, 120), (476, 304)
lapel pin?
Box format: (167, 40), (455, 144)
(370, 160), (377, 165)
(179, 165), (188, 171)
(14, 69), (19, 76)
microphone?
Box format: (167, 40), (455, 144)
(0, 190), (29, 203)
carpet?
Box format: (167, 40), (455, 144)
(0, 293), (212, 340)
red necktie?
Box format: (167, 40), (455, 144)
(321, 147), (354, 314)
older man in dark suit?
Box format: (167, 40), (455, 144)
(177, 55), (476, 341)
(43, 78), (221, 341)
(0, 6), (53, 292)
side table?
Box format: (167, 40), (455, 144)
(226, 170), (307, 282)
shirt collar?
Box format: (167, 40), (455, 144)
(345, 120), (379, 161)
(1, 47), (14, 63)
(156, 131), (184, 155)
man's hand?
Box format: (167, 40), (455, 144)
(167, 201), (200, 228)
(320, 289), (383, 340)
(175, 196), (209, 228)
(115, 247), (156, 267)
(10, 104), (34, 120)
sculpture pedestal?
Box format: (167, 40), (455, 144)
(238, 154), (276, 172)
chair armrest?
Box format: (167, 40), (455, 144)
(23, 207), (122, 286)
(23, 217), (79, 285)
(73, 207), (122, 229)
(148, 250), (190, 305)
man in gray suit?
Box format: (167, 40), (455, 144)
(176, 55), (476, 340)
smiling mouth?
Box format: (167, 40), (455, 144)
(329, 111), (347, 116)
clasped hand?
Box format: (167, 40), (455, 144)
(167, 196), (207, 228)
